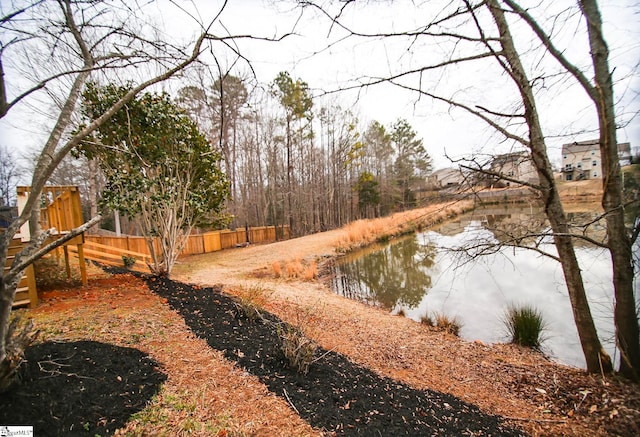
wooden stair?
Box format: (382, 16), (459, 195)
(5, 237), (38, 308)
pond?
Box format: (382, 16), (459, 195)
(330, 206), (640, 369)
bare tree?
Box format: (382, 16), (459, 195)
(501, 0), (639, 382)
(299, 0), (638, 378)
(0, 0), (290, 391)
(0, 144), (19, 207)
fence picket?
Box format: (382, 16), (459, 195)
(85, 226), (287, 259)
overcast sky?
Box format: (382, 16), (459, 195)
(1, 0), (638, 172)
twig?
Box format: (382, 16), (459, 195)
(504, 416), (567, 424)
(283, 388), (300, 415)
(311, 348), (334, 365)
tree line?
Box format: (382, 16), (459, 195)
(61, 72), (433, 238)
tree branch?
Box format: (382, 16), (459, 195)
(7, 215), (102, 284)
(501, 0), (597, 100)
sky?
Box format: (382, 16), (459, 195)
(1, 0), (639, 173)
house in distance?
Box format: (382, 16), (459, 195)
(560, 139), (632, 181)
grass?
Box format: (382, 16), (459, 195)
(277, 324), (317, 375)
(419, 313), (435, 326)
(285, 259), (304, 278)
(503, 304), (547, 348)
(433, 312), (462, 336)
(272, 258), (318, 281)
(231, 284), (271, 322)
(302, 261), (318, 280)
(272, 261), (282, 278)
(332, 200), (473, 253)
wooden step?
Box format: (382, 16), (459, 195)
(12, 299), (31, 308)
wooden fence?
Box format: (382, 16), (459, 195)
(85, 225), (289, 259)
(68, 240), (152, 273)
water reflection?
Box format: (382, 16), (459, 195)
(334, 237), (437, 310)
(330, 207), (637, 369)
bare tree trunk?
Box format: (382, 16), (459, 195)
(579, 0), (639, 380)
(488, 0), (612, 373)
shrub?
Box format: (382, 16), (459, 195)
(434, 312), (462, 336)
(277, 324), (317, 374)
(504, 304), (547, 348)
(122, 255), (137, 269)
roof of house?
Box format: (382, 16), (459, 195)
(431, 167), (461, 177)
(562, 140), (599, 154)
(491, 151), (530, 167)
(562, 140), (631, 155)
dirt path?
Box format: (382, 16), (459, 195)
(172, 207), (638, 436)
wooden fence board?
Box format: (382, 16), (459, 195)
(202, 232), (222, 253)
(85, 226), (287, 260)
(182, 234), (204, 256)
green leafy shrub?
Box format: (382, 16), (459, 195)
(504, 304), (547, 348)
(122, 255), (137, 269)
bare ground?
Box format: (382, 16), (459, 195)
(7, 196), (639, 436)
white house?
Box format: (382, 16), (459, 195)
(427, 167), (465, 189)
(561, 140), (632, 181)
(490, 151), (539, 186)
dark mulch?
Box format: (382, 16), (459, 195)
(0, 341), (166, 436)
(145, 274), (526, 436)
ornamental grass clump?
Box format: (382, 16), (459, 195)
(504, 304), (547, 348)
(233, 285), (269, 322)
(434, 312), (462, 336)
(277, 325), (317, 375)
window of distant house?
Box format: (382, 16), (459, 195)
(591, 151), (595, 155)
(565, 163), (572, 170)
(593, 172), (597, 177)
(577, 162), (582, 168)
(593, 160), (597, 166)
(566, 174), (573, 181)
(563, 155), (567, 159)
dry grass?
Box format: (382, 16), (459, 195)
(302, 261), (318, 281)
(557, 179), (602, 200)
(272, 261), (282, 278)
(277, 324), (317, 375)
(285, 259), (304, 278)
(333, 200), (473, 253)
(230, 284), (272, 321)
(272, 258), (318, 282)
(434, 312), (463, 337)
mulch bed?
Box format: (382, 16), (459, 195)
(2, 271), (529, 436)
(0, 340), (166, 436)
(145, 274), (526, 436)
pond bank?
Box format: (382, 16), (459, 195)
(173, 198), (639, 436)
